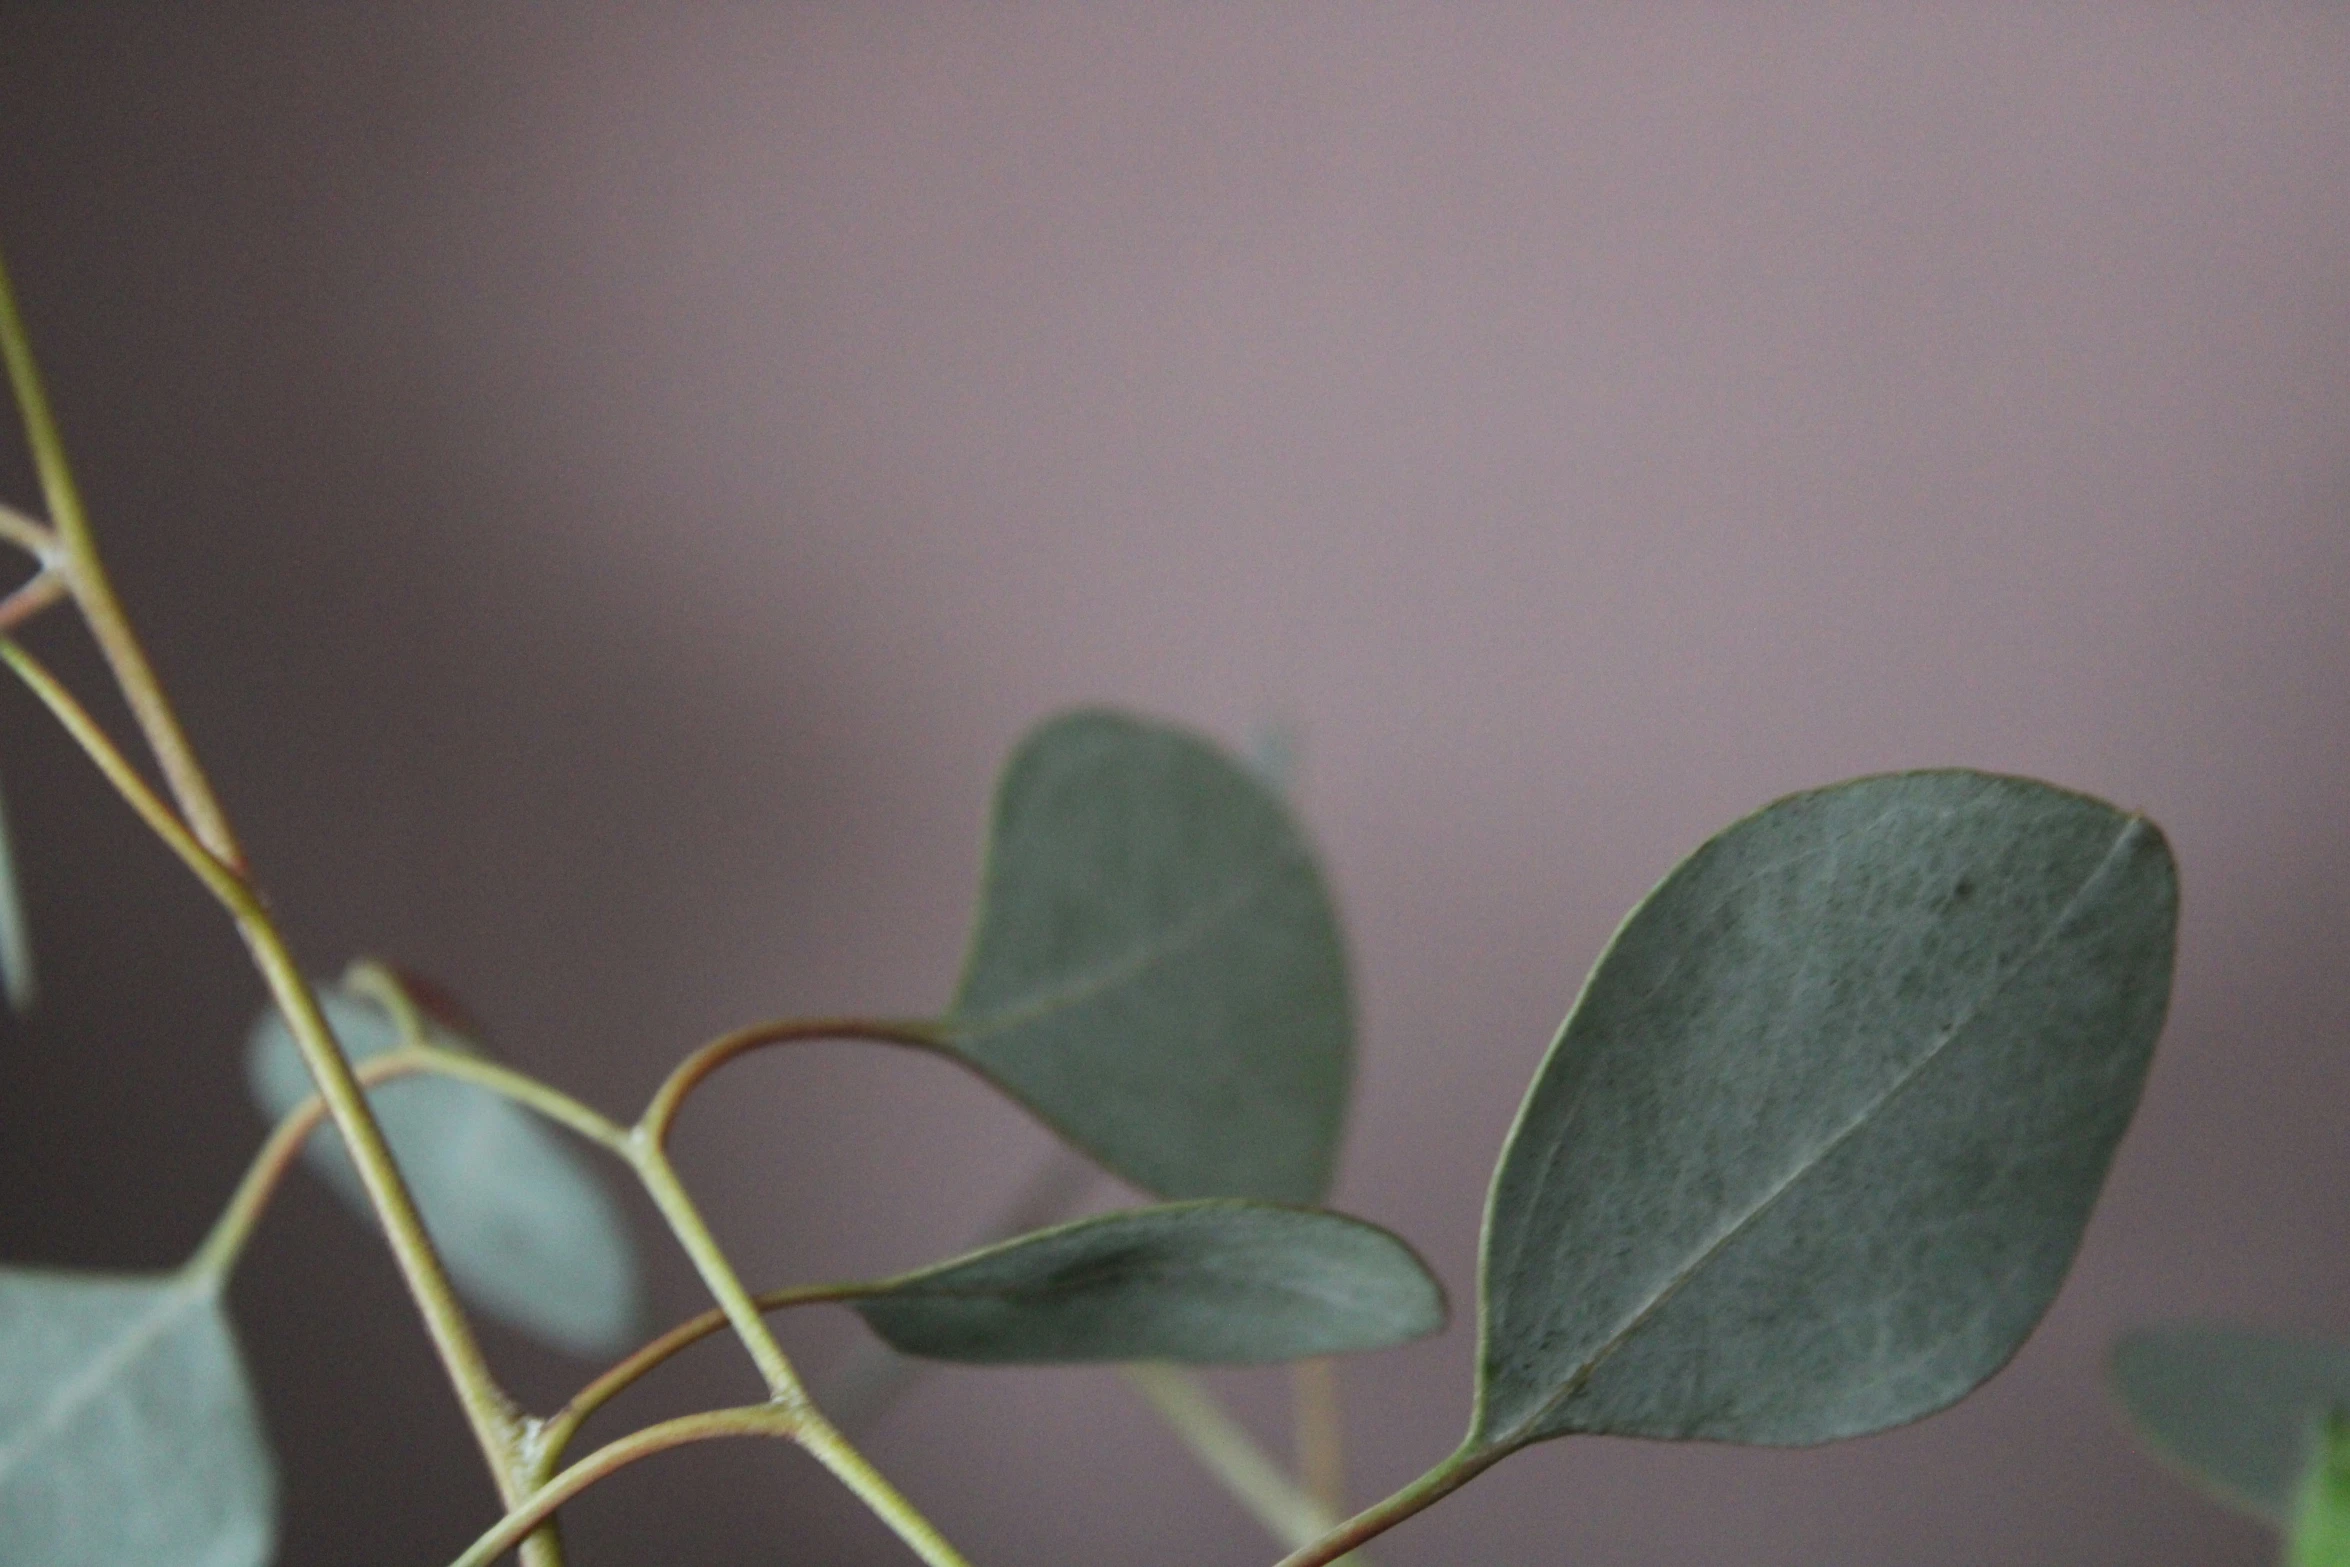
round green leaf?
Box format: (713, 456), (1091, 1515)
(0, 1267), (274, 1567)
(943, 710), (1351, 1203)
(247, 983), (641, 1356)
(852, 1199), (1444, 1365)
(1474, 770), (2178, 1452)
(2112, 1326), (2350, 1526)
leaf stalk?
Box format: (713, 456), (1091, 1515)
(1271, 1444), (1495, 1567)
(638, 1015), (947, 1145)
(449, 1405), (801, 1567)
(1124, 1363), (1363, 1558)
(0, 239), (239, 867)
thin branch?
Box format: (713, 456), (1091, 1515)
(0, 239), (559, 1550)
(1125, 1363), (1351, 1554)
(795, 1414), (980, 1567)
(537, 1282), (867, 1472)
(0, 500), (56, 559)
(0, 565), (64, 634)
(658, 1031), (1357, 1558)
(0, 653), (530, 1511)
(628, 1136), (808, 1400)
(451, 1406), (801, 1567)
(0, 239), (242, 867)
(187, 1049), (432, 1278)
(187, 1020), (618, 1567)
(0, 638), (242, 906)
(424, 1045), (634, 1156)
(340, 964), (631, 1152)
(188, 1038), (642, 1282)
(624, 1131), (975, 1567)
(1270, 1447), (1494, 1567)
(1294, 1358), (1349, 1519)
(636, 1015), (948, 1148)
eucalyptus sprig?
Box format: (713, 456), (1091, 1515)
(0, 235), (2182, 1566)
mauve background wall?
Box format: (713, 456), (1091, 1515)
(0, 6), (2344, 1564)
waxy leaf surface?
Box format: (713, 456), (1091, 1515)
(2112, 1326), (2350, 1525)
(1476, 771), (2177, 1451)
(0, 1267), (273, 1567)
(853, 1200), (1443, 1365)
(944, 711), (1350, 1203)
(248, 985), (640, 1355)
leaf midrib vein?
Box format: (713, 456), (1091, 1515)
(951, 871), (1272, 1043)
(1492, 798), (1930, 1312)
(1493, 816), (2145, 1448)
(0, 1278), (209, 1483)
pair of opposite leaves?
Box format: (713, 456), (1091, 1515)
(0, 710), (2180, 1566)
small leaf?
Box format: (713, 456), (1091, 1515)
(851, 1200), (1444, 1365)
(1474, 771), (2178, 1452)
(2293, 1410), (2350, 1567)
(2111, 1326), (2350, 1525)
(248, 983), (641, 1356)
(944, 710), (1351, 1204)
(0, 1266), (274, 1566)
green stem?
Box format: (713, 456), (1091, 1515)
(246, 933), (526, 1455)
(0, 499), (57, 558)
(0, 636), (528, 1467)
(0, 639), (242, 903)
(343, 963), (632, 1152)
(4, 639), (528, 1474)
(1293, 1359), (1348, 1518)
(0, 236), (568, 1565)
(340, 957), (435, 1044)
(189, 1038), (636, 1282)
(629, 1134), (806, 1400)
(535, 1282), (864, 1477)
(1270, 1445), (1496, 1567)
(187, 1048), (433, 1279)
(421, 1045), (633, 1155)
(197, 1026), (631, 1567)
(0, 565), (65, 634)
(0, 240), (242, 867)
(1123, 1363), (1362, 1558)
(793, 1414), (977, 1567)
(637, 1015), (947, 1146)
(451, 1406), (801, 1567)
(192, 1045), (573, 1563)
(222, 997), (601, 1567)
(628, 1104), (974, 1566)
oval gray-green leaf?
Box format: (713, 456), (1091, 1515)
(1475, 770), (2178, 1452)
(248, 984), (640, 1356)
(0, 1267), (274, 1567)
(852, 1199), (1443, 1365)
(2112, 1326), (2350, 1525)
(943, 710), (1351, 1203)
